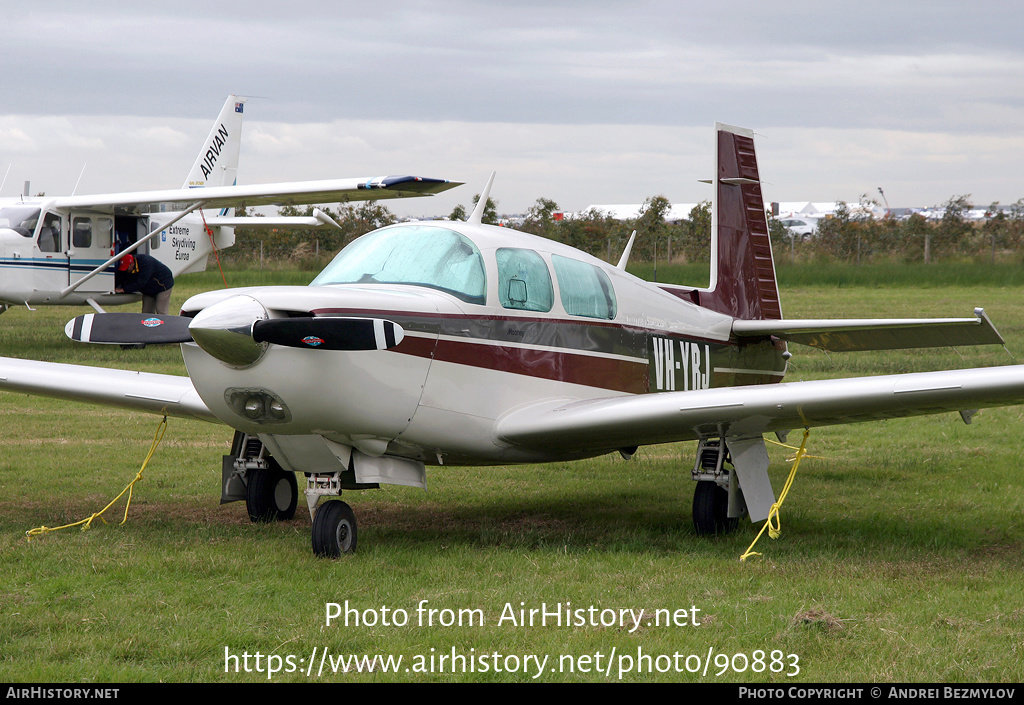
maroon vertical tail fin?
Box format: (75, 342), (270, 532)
(662, 124), (782, 321)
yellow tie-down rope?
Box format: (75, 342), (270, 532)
(26, 416), (168, 540)
(740, 428), (817, 562)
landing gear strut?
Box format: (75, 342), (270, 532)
(691, 438), (742, 536)
(303, 469), (372, 556)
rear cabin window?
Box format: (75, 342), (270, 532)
(551, 255), (617, 320)
(311, 224), (486, 305)
(496, 248), (553, 312)
(73, 218), (92, 248)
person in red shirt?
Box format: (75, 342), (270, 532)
(115, 253), (175, 315)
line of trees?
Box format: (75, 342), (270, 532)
(797, 196), (1024, 264)
(227, 193), (1024, 268)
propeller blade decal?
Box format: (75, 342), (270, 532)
(65, 313), (194, 346)
(251, 317), (404, 351)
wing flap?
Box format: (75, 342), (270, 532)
(494, 365), (1024, 453)
(0, 357), (216, 422)
(732, 308), (1003, 351)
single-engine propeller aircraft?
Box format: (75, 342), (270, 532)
(0, 95), (459, 313)
(3, 123), (1024, 558)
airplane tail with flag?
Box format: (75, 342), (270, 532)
(667, 124), (1002, 352)
(174, 95), (246, 269)
(182, 96), (246, 189)
(661, 123), (783, 322)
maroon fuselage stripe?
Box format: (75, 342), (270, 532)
(391, 335), (648, 394)
(314, 307), (784, 395)
(442, 339), (646, 394)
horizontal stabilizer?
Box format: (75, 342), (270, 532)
(732, 308), (1003, 351)
(65, 313), (193, 346)
(205, 208), (342, 230)
(204, 217), (335, 229)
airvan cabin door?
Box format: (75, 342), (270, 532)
(66, 213), (115, 293)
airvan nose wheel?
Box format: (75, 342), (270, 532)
(312, 500), (358, 557)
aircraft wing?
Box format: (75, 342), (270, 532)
(494, 364), (1024, 454)
(0, 357), (216, 423)
(732, 308), (1003, 351)
(47, 175), (461, 213)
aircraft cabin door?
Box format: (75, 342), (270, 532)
(67, 215), (115, 293)
(33, 212), (68, 298)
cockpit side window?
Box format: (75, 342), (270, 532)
(496, 248), (553, 312)
(0, 207), (40, 238)
(311, 225), (487, 305)
(551, 255), (617, 320)
(37, 213), (62, 253)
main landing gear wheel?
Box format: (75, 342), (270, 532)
(312, 500), (357, 557)
(692, 480), (738, 536)
(246, 464), (298, 523)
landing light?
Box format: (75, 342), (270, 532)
(226, 388), (292, 425)
(244, 397), (263, 418)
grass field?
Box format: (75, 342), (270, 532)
(1, 263), (1022, 683)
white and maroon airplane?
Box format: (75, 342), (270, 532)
(3, 123), (1023, 557)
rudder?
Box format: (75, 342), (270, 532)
(664, 124), (782, 321)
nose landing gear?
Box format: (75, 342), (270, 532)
(311, 500), (357, 557)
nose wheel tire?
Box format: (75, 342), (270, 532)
(246, 465), (298, 522)
(312, 500), (358, 557)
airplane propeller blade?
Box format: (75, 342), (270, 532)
(183, 294), (407, 366)
(65, 313), (193, 346)
(187, 304), (405, 366)
(64, 309), (404, 361)
(251, 317), (404, 351)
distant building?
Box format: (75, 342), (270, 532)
(572, 204), (700, 222)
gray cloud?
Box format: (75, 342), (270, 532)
(3, 1), (1023, 215)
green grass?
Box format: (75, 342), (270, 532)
(1, 264), (1022, 682)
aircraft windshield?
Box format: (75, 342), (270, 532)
(311, 224), (487, 305)
(0, 206), (40, 237)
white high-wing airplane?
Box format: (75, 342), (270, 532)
(3, 123), (1024, 558)
(0, 95), (459, 313)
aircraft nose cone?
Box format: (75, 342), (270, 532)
(188, 294), (269, 367)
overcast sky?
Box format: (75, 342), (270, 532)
(2, 0), (1022, 218)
